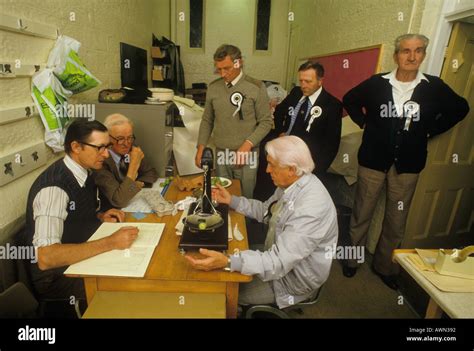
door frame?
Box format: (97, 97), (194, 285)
(424, 1), (474, 76)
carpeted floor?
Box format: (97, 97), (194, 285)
(286, 258), (419, 319)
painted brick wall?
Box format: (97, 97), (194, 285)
(174, 0), (291, 87)
(286, 0), (427, 87)
(0, 0), (170, 241)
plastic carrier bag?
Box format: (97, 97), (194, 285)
(31, 69), (72, 152)
(47, 35), (101, 93)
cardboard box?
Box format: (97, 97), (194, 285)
(151, 47), (164, 58)
(152, 69), (163, 81)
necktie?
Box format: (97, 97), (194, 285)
(286, 97), (310, 135)
(119, 155), (129, 177)
(227, 82), (233, 88)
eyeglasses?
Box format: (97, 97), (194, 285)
(214, 66), (235, 74)
(110, 134), (136, 145)
(80, 142), (112, 153)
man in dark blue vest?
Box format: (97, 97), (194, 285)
(22, 120), (139, 302)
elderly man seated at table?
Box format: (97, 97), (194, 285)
(185, 136), (338, 308)
(95, 113), (158, 208)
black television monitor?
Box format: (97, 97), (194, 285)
(120, 42), (148, 89)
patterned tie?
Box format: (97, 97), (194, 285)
(286, 96), (310, 135)
(119, 155), (129, 177)
(227, 82), (233, 88)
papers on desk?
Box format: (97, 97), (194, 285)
(402, 250), (474, 293)
(64, 222), (165, 278)
(121, 179), (166, 213)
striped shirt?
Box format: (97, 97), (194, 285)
(32, 155), (89, 247)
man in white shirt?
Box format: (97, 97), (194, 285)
(22, 120), (139, 304)
(263, 61), (342, 199)
(342, 34), (469, 289)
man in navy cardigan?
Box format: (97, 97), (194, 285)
(342, 34), (469, 289)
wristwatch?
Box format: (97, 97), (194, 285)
(223, 256), (231, 272)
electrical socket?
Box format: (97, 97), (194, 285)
(0, 142), (47, 187)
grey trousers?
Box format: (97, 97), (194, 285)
(348, 165), (419, 275)
(239, 277), (276, 305)
(215, 148), (259, 199)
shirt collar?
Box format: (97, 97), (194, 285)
(282, 173), (311, 196)
(382, 69), (429, 88)
(108, 149), (122, 165)
(230, 70), (243, 86)
(300, 86), (323, 106)
(63, 155), (88, 187)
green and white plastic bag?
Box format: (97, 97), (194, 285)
(31, 69), (72, 152)
(47, 35), (101, 93)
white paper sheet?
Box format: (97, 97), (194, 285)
(64, 222), (165, 277)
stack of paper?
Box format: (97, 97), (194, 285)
(121, 179), (166, 213)
(64, 222), (165, 277)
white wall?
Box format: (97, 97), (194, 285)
(174, 0), (290, 87)
(0, 0), (169, 241)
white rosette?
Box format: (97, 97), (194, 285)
(403, 101), (419, 131)
(230, 92), (244, 117)
(306, 105), (322, 132)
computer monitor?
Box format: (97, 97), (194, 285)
(120, 42), (148, 89)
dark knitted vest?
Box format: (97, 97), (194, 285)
(23, 158), (101, 286)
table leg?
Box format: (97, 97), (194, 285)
(425, 298), (443, 318)
(84, 278), (97, 305)
(226, 282), (239, 319)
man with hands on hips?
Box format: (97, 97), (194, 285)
(186, 136), (338, 308)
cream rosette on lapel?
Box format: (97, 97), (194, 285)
(306, 105), (322, 132)
(230, 92), (244, 120)
(403, 101), (420, 131)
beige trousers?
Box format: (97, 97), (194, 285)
(348, 165), (419, 275)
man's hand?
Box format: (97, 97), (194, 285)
(135, 181), (145, 189)
(126, 146), (144, 181)
(235, 140), (253, 167)
(108, 226), (139, 250)
(195, 145), (205, 168)
(98, 209), (125, 223)
(129, 146), (145, 164)
(184, 248), (228, 271)
(212, 184), (231, 205)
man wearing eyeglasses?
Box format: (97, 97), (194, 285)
(21, 120), (139, 304)
(95, 113), (158, 208)
(195, 44), (272, 198)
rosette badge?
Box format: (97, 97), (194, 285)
(230, 92), (244, 120)
(403, 101), (420, 130)
(306, 106), (323, 132)
(310, 106), (322, 118)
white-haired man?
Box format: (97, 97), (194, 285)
(95, 114), (158, 208)
(186, 136), (338, 309)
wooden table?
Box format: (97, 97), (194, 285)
(393, 249), (474, 319)
(70, 180), (252, 318)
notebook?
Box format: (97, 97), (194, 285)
(64, 222), (165, 278)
